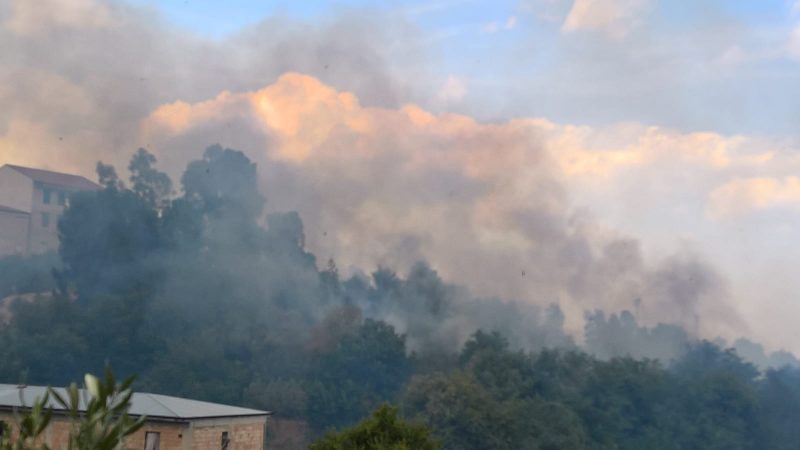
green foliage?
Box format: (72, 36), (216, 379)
(2, 146), (800, 449)
(0, 391), (52, 450)
(244, 379), (308, 419)
(0, 253), (59, 299)
(307, 320), (411, 430)
(58, 184), (161, 299)
(181, 144), (264, 221)
(402, 372), (587, 450)
(128, 148), (172, 209)
(50, 369), (145, 450)
(310, 404), (439, 450)
(0, 368), (144, 450)
(95, 162), (122, 191)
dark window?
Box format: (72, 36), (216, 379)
(144, 432), (160, 450)
(41, 212), (50, 228)
(221, 431), (230, 450)
(58, 190), (67, 206)
(43, 188), (51, 204)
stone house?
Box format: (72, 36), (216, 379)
(0, 164), (100, 257)
(0, 384), (270, 450)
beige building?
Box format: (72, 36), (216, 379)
(0, 384), (270, 450)
(0, 164), (100, 257)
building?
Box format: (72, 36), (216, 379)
(0, 384), (271, 450)
(0, 164), (100, 257)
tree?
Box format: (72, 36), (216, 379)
(310, 404), (439, 450)
(758, 366), (800, 450)
(402, 372), (515, 450)
(95, 163), (123, 191)
(128, 148), (172, 209)
(307, 320), (412, 431)
(459, 330), (510, 367)
(0, 253), (59, 299)
(58, 161), (162, 299)
(181, 144), (264, 221)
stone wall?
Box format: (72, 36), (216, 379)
(0, 413), (267, 450)
(123, 421), (188, 450)
(0, 211), (29, 257)
(190, 417), (267, 450)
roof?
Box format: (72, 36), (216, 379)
(3, 165), (100, 191)
(0, 384), (270, 421)
(0, 204), (29, 215)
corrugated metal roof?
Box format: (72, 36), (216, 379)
(0, 204), (29, 215)
(0, 384), (269, 420)
(3, 165), (100, 191)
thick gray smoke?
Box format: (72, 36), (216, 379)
(0, 0), (430, 171)
(0, 0), (760, 355)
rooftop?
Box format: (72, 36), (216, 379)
(0, 204), (29, 215)
(3, 165), (100, 191)
(0, 384), (270, 421)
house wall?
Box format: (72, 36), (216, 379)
(0, 413), (267, 450)
(0, 166), (99, 255)
(122, 421), (189, 450)
(0, 414), (187, 450)
(28, 183), (71, 254)
(0, 211), (29, 257)
(0, 167), (33, 213)
(188, 416), (267, 450)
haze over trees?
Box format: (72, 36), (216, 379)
(1, 146), (799, 449)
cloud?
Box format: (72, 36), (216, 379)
(482, 16), (517, 34)
(708, 177), (800, 218)
(482, 21), (499, 33)
(140, 73), (744, 339)
(533, 121), (748, 181)
(789, 25), (800, 60)
(5, 0), (799, 349)
(562, 0), (653, 39)
(561, 0), (650, 33)
(506, 16), (518, 30)
(4, 0), (115, 35)
(523, 0), (573, 24)
(0, 0), (432, 174)
(715, 45), (747, 67)
(436, 75), (468, 103)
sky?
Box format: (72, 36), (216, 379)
(124, 0), (800, 134)
(2, 0), (800, 352)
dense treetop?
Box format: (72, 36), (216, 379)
(1, 147), (798, 449)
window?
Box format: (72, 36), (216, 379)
(221, 431), (230, 450)
(58, 190), (67, 206)
(41, 212), (50, 228)
(43, 188), (51, 204)
(144, 432), (160, 450)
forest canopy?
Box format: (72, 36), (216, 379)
(1, 146), (799, 449)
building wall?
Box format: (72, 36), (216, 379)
(0, 413), (267, 450)
(0, 167), (33, 213)
(188, 417), (267, 450)
(0, 211), (29, 257)
(0, 167), (98, 255)
(28, 183), (71, 254)
(0, 414), (187, 450)
(122, 421), (189, 450)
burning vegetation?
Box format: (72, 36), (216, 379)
(0, 148), (799, 449)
